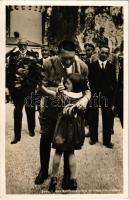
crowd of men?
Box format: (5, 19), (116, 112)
(6, 38), (123, 190)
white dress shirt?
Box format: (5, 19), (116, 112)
(98, 60), (107, 69)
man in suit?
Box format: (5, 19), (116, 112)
(89, 45), (117, 148)
(35, 40), (91, 189)
(6, 38), (42, 144)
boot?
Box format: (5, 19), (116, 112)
(35, 169), (48, 185)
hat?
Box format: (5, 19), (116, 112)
(18, 38), (28, 46)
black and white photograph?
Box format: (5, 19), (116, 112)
(0, 0), (128, 198)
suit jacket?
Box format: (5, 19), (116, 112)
(7, 50), (43, 95)
(89, 60), (117, 100)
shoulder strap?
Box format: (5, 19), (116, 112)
(50, 57), (57, 74)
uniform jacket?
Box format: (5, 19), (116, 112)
(7, 50), (43, 95)
(40, 56), (91, 118)
(41, 55), (90, 92)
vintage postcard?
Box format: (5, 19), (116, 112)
(0, 0), (128, 199)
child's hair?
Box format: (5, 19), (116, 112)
(66, 73), (88, 93)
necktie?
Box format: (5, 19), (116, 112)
(102, 62), (104, 70)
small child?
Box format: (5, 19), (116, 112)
(48, 73), (88, 192)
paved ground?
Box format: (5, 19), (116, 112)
(6, 103), (123, 194)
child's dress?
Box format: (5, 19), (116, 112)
(52, 107), (85, 151)
(52, 73), (88, 152)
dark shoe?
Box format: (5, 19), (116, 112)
(48, 177), (57, 193)
(35, 170), (48, 185)
(89, 140), (97, 145)
(103, 142), (114, 149)
(29, 131), (35, 137)
(11, 137), (20, 144)
(62, 177), (70, 190)
(69, 178), (77, 190)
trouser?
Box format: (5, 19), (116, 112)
(11, 90), (35, 139)
(85, 103), (92, 126)
(118, 108), (123, 128)
(89, 97), (114, 144)
(39, 113), (70, 178)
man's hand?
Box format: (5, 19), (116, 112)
(112, 105), (116, 116)
(17, 67), (29, 75)
(5, 88), (10, 103)
(5, 88), (10, 96)
(75, 96), (89, 111)
(63, 97), (89, 116)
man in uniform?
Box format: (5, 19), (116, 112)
(84, 43), (95, 137)
(84, 43), (95, 69)
(35, 40), (91, 189)
(6, 38), (42, 144)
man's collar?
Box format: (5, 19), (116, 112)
(98, 59), (107, 68)
(59, 58), (73, 74)
(59, 59), (65, 68)
(59, 58), (72, 69)
(19, 49), (27, 55)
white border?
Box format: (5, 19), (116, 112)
(0, 2), (6, 200)
(123, 1), (129, 198)
(0, 1), (128, 199)
(1, 0), (128, 6)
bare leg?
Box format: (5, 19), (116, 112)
(68, 151), (77, 190)
(51, 150), (62, 177)
(68, 151), (76, 179)
(49, 150), (62, 192)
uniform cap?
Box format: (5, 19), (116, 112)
(18, 38), (28, 46)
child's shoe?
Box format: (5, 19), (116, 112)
(48, 177), (57, 193)
(62, 177), (70, 190)
(69, 178), (77, 190)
